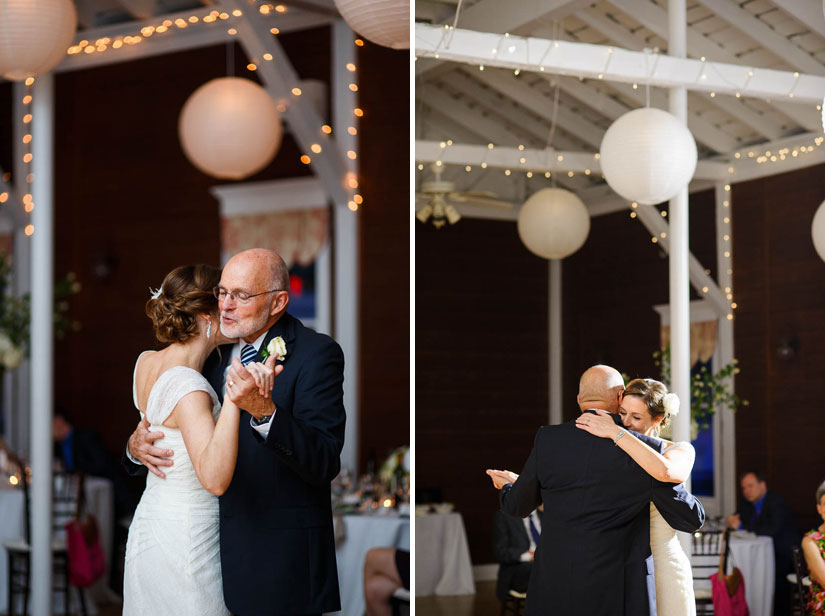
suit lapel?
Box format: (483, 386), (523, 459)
(257, 313), (298, 362)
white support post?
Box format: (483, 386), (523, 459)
(669, 0), (692, 560)
(30, 73), (55, 616)
(332, 20), (359, 474)
(715, 181), (736, 516)
(548, 259), (562, 425)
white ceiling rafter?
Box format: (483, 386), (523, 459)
(692, 0), (825, 77)
(583, 0), (786, 141)
(773, 1), (825, 41)
(220, 0), (351, 205)
(415, 140), (730, 180)
(57, 8), (332, 72)
(472, 69), (606, 149)
(414, 24), (825, 104)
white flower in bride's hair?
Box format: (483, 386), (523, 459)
(663, 392), (680, 416)
(149, 286), (162, 300)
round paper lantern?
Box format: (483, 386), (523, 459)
(599, 107), (697, 206)
(811, 200), (825, 262)
(517, 188), (591, 259)
(0, 0), (77, 80)
(178, 77), (282, 180)
(334, 0), (409, 49)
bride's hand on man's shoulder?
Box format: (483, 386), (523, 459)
(486, 469), (519, 490)
(575, 409), (620, 440)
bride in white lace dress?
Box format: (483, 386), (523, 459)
(577, 377), (697, 616)
(123, 264), (275, 615)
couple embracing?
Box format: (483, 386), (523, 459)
(487, 365), (706, 616)
(122, 248), (346, 616)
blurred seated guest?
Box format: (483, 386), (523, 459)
(726, 470), (798, 616)
(364, 547), (409, 616)
(802, 480), (825, 615)
(493, 506), (542, 602)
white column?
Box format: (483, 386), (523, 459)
(668, 0), (691, 452)
(548, 259), (562, 425)
(11, 82), (31, 458)
(715, 181), (736, 515)
(30, 73), (55, 616)
(332, 20), (359, 473)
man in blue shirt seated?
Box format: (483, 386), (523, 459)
(726, 470), (798, 616)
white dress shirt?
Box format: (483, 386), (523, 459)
(520, 510), (542, 562)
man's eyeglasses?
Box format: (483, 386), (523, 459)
(213, 286), (283, 304)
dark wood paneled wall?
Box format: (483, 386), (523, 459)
(730, 163), (825, 532)
(356, 41), (410, 473)
(0, 26), (408, 480)
(416, 218), (549, 564)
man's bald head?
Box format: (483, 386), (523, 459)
(577, 365), (624, 412)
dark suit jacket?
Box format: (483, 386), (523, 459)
(737, 490), (798, 572)
(500, 411), (705, 616)
(124, 313), (346, 615)
(492, 510), (537, 601)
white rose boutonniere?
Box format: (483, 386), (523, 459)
(262, 336), (287, 362)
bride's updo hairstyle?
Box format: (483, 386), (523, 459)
(145, 264), (221, 344)
(623, 378), (671, 435)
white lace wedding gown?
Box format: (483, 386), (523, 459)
(649, 442), (697, 616)
(123, 358), (230, 616)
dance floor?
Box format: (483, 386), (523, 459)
(415, 580), (499, 616)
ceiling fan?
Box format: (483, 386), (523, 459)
(415, 163), (514, 228)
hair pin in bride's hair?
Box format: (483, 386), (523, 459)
(663, 392), (680, 416)
(149, 286), (162, 300)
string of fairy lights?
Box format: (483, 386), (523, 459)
(8, 1), (363, 234)
(416, 134), (825, 321)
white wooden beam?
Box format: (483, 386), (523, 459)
(223, 1), (351, 206)
(450, 0), (592, 36)
(583, 1), (785, 141)
(727, 131), (825, 183)
(414, 24), (825, 104)
(55, 8), (332, 72)
(774, 0), (825, 41)
(473, 69), (606, 149)
(692, 0), (825, 76)
(415, 140), (730, 180)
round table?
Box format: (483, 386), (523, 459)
(415, 511), (475, 596)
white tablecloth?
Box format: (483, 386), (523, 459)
(729, 533), (775, 616)
(0, 476), (114, 613)
(415, 512), (475, 596)
(327, 512), (409, 616)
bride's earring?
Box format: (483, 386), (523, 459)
(206, 320), (212, 339)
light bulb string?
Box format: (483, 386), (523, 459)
(445, 0), (465, 48)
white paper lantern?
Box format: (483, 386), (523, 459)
(517, 188), (591, 259)
(334, 0), (409, 49)
(599, 107), (698, 206)
(811, 200), (825, 262)
(0, 0), (77, 80)
(178, 77), (282, 180)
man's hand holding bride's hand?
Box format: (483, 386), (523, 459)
(575, 409), (620, 440)
(129, 417), (174, 479)
(486, 469), (519, 490)
(225, 354), (284, 420)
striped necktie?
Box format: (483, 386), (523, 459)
(240, 344), (257, 366)
(528, 513), (541, 545)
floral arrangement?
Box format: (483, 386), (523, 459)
(379, 446), (409, 484)
(0, 253), (80, 370)
(654, 343), (748, 433)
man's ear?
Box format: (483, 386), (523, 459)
(269, 291), (289, 316)
(576, 394), (581, 407)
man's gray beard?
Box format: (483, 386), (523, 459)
(220, 311), (270, 339)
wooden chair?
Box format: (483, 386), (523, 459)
(500, 589), (527, 616)
(692, 529), (724, 615)
(2, 462), (88, 616)
(791, 544), (811, 616)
